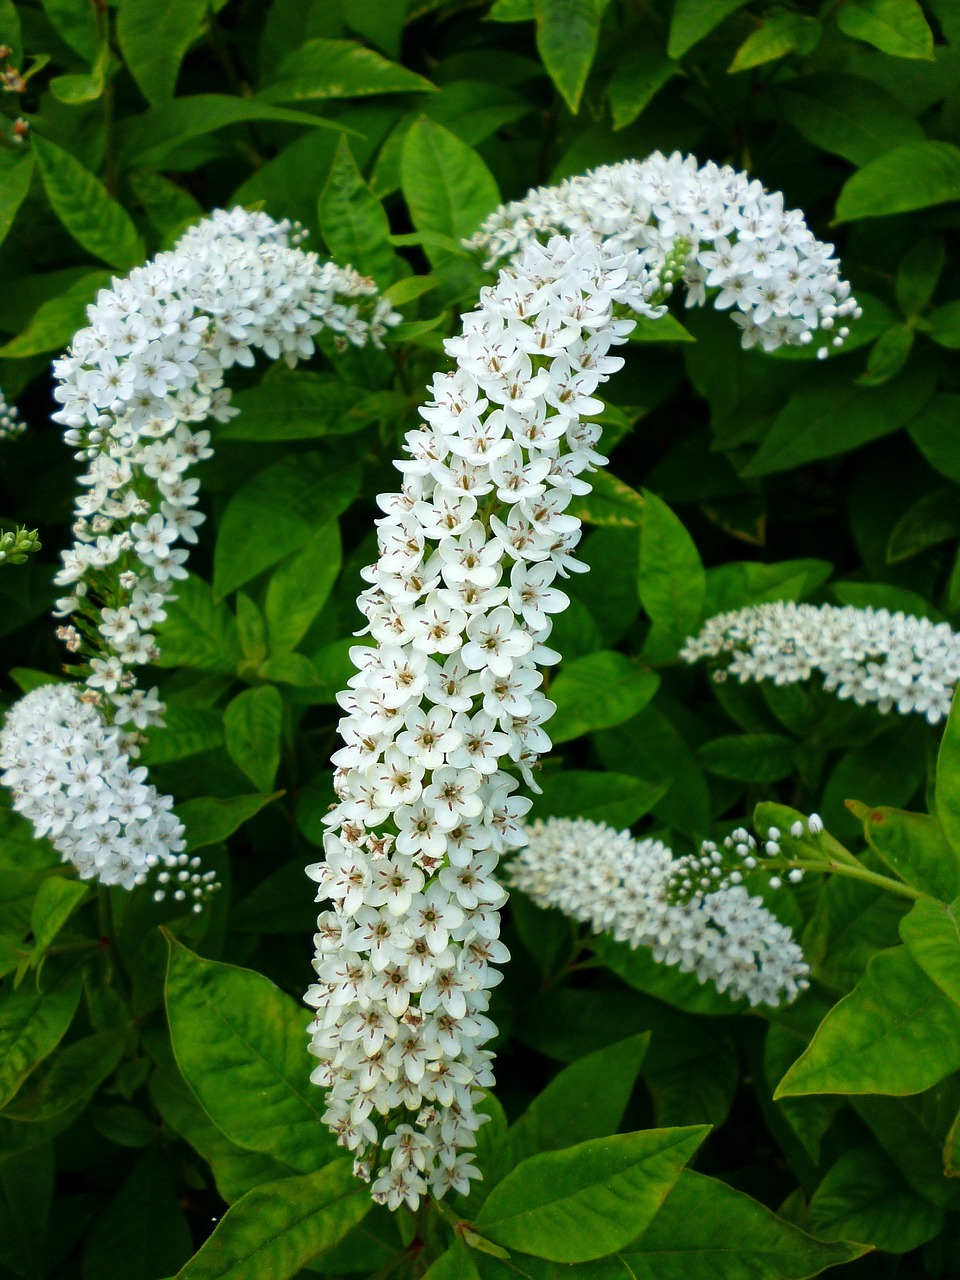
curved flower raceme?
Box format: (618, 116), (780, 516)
(681, 601), (960, 724)
(466, 152), (861, 358)
(509, 816), (809, 1008)
(309, 159), (856, 1209)
(0, 208), (399, 895)
(0, 388), (24, 441)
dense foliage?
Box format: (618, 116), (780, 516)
(2, 0), (960, 1276)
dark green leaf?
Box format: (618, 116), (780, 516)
(224, 687), (283, 793)
(808, 1145), (943, 1253)
(569, 471), (645, 527)
(265, 523), (341, 654)
(32, 137), (144, 270)
(607, 48), (676, 130)
(836, 0), (934, 60)
(175, 792), (283, 852)
(533, 0), (609, 114)
(729, 14), (820, 72)
(260, 38), (435, 102)
(0, 154), (33, 251)
(154, 574), (242, 674)
(900, 896), (960, 1006)
(81, 1147), (192, 1280)
(0, 962), (83, 1108)
(0, 272), (113, 359)
(860, 807), (960, 902)
(319, 138), (399, 285)
(638, 490), (705, 642)
(549, 651), (659, 742)
(529, 770), (666, 828)
(117, 0), (209, 104)
(697, 733), (795, 782)
(778, 75), (924, 167)
(401, 118), (499, 265)
(28, 877), (88, 966)
(668, 0), (751, 57)
(836, 142), (960, 222)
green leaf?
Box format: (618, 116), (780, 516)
(473, 1126), (708, 1262)
(607, 48), (676, 130)
(859, 324), (914, 387)
(319, 137), (399, 285)
(778, 76), (925, 168)
(40, 0), (97, 59)
(529, 770), (666, 828)
(260, 38), (435, 102)
(224, 687), (283, 793)
(808, 1144), (943, 1253)
(0, 154), (33, 251)
(401, 118), (499, 265)
(569, 471), (645, 527)
(0, 1142), (52, 1280)
(0, 962), (83, 1108)
(28, 877), (89, 966)
(533, 0), (609, 114)
(896, 236), (944, 316)
(937, 689), (960, 859)
(592, 931), (742, 1015)
(265, 523), (341, 655)
(612, 1168), (867, 1278)
(31, 136), (144, 271)
(549, 651), (659, 743)
(130, 171), (202, 243)
(776, 946), (960, 1098)
(50, 47), (108, 106)
(139, 704), (225, 766)
(117, 0), (209, 104)
(900, 896), (960, 1006)
(0, 0), (21, 62)
(508, 1035), (649, 1167)
(0, 271), (113, 359)
(729, 14), (820, 72)
(164, 936), (338, 1172)
(154, 574), (242, 674)
(836, 142), (960, 222)
(175, 792), (283, 852)
(82, 1147), (192, 1280)
(929, 301), (960, 348)
(668, 0), (751, 58)
(213, 452), (359, 599)
(638, 490), (705, 642)
(860, 807), (960, 902)
(174, 1161), (368, 1280)
(836, 0), (934, 60)
(697, 733), (796, 783)
(5, 1030), (124, 1122)
(220, 371), (371, 441)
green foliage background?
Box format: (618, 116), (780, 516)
(2, 0), (960, 1276)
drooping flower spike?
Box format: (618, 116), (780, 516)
(508, 816), (809, 1008)
(0, 387), (25, 441)
(0, 208), (399, 900)
(466, 152), (861, 359)
(681, 601), (960, 725)
(308, 154), (855, 1209)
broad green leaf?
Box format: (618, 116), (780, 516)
(40, 0), (98, 59)
(776, 946), (960, 1098)
(224, 687), (283, 793)
(119, 96), (346, 168)
(176, 793), (282, 852)
(0, 0), (21, 61)
(425, 1242), (481, 1280)
(28, 877), (89, 966)
(808, 1145), (943, 1253)
(628, 314), (696, 343)
(0, 1142), (52, 1280)
(508, 1035), (649, 1167)
(82, 1147), (192, 1280)
(744, 362), (935, 475)
(473, 1127), (708, 1262)
(836, 142), (960, 222)
(592, 932), (742, 1016)
(609, 1168), (867, 1278)
(836, 0), (934, 60)
(401, 118), (499, 265)
(5, 1030), (123, 1122)
(175, 1161), (368, 1280)
(569, 471), (645, 527)
(164, 937), (338, 1172)
(900, 896), (960, 1005)
(529, 770), (666, 828)
(230, 858), (321, 934)
(549, 651), (659, 742)
(213, 452), (359, 599)
(703, 559), (831, 615)
(0, 272), (113, 358)
(265, 523), (341, 654)
(220, 371), (371, 441)
(607, 48), (676, 130)
(533, 0), (609, 114)
(139, 704), (225, 766)
(929, 301), (960, 349)
(860, 807), (960, 902)
(154, 574), (241, 674)
(937, 688), (960, 859)
(729, 14), (820, 72)
(31, 137), (144, 270)
(50, 46), (108, 105)
(0, 962), (83, 1108)
(855, 1083), (960, 1210)
(697, 733), (795, 783)
(117, 0), (209, 103)
(261, 38), (435, 102)
(130, 171), (203, 243)
(783, 73), (926, 167)
(668, 0), (750, 58)
(0, 154), (33, 251)
(319, 137), (399, 285)
(638, 490), (705, 642)
(859, 324), (914, 387)
(896, 236), (944, 316)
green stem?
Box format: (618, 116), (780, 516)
(779, 857), (923, 902)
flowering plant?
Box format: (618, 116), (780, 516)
(1, 2), (960, 1278)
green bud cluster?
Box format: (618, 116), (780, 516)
(0, 526), (41, 566)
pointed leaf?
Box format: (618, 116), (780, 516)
(32, 136), (144, 270)
(117, 0), (209, 103)
(224, 687), (283, 793)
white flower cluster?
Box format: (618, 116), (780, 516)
(0, 387), (24, 440)
(466, 152), (860, 358)
(509, 816), (809, 1008)
(1, 208), (399, 893)
(306, 231), (669, 1210)
(0, 683), (214, 900)
(681, 601), (960, 724)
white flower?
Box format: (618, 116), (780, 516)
(0, 388), (26, 441)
